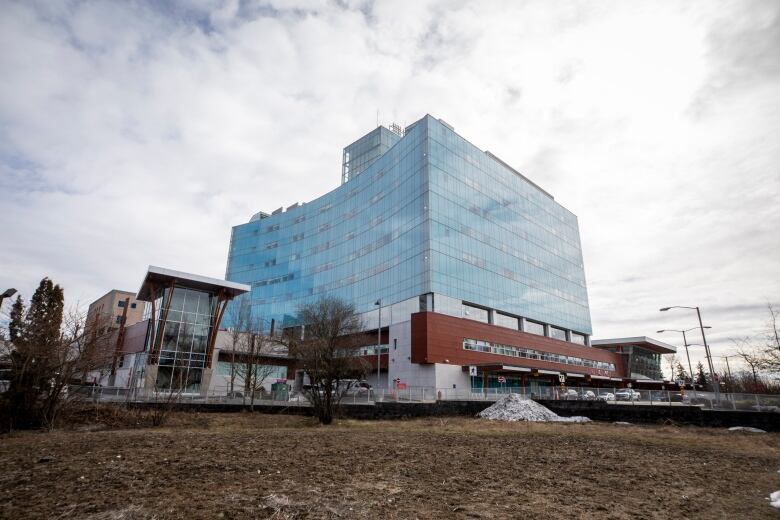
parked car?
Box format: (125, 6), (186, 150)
(669, 392), (690, 403)
(581, 390), (596, 401)
(343, 381), (372, 396)
(614, 389), (641, 401)
(597, 392), (615, 402)
(560, 389), (579, 400)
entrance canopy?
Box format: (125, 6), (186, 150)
(137, 266), (249, 301)
(591, 336), (676, 355)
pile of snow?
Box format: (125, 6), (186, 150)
(478, 394), (590, 423)
(728, 426), (766, 433)
(769, 491), (780, 508)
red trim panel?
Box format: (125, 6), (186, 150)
(411, 312), (622, 377)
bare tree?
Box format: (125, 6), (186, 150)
(758, 303), (780, 373)
(285, 297), (368, 425)
(768, 303), (780, 351)
(235, 330), (278, 411)
(225, 298), (251, 398)
(224, 300), (282, 409)
(732, 338), (764, 393)
(664, 354), (679, 381)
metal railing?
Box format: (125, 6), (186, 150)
(67, 384), (780, 413)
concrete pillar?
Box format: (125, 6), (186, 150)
(519, 317), (526, 332)
(200, 367), (213, 397)
(143, 364), (158, 392)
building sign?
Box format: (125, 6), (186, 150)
(469, 365), (478, 376)
(497, 376), (506, 383)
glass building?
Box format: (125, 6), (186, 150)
(227, 115), (591, 335)
(226, 115), (596, 389)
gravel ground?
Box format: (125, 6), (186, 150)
(1, 413), (779, 519)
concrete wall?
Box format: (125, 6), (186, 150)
(537, 400), (780, 431)
(133, 400), (780, 431)
(434, 363), (470, 390)
(387, 321), (436, 388)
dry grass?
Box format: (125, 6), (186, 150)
(1, 413), (779, 519)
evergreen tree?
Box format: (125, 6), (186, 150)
(3, 278), (65, 430)
(675, 362), (689, 383)
(695, 361), (708, 387)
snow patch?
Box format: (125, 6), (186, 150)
(478, 394), (590, 423)
(770, 490), (780, 508)
(728, 426), (766, 433)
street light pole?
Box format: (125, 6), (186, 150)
(375, 299), (382, 391)
(660, 306), (719, 400)
(723, 356), (733, 385)
(681, 330), (693, 385)
(657, 326), (710, 387)
(0, 288), (18, 311)
(695, 306), (717, 398)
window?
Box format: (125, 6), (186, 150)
(293, 233), (304, 241)
(267, 224), (279, 232)
(130, 303), (137, 309)
(118, 301), (125, 308)
(115, 315), (122, 324)
(570, 332), (586, 345)
(463, 303), (489, 323)
(462, 338), (615, 372)
(494, 313), (518, 330)
(550, 327), (568, 341)
(524, 321), (545, 336)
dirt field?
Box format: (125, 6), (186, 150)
(1, 413), (779, 519)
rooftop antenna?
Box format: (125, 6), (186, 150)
(376, 109), (379, 128)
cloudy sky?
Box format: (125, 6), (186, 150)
(1, 0), (778, 372)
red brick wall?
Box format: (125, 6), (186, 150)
(411, 312), (621, 377)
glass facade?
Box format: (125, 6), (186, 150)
(227, 119), (430, 329)
(226, 115), (592, 336)
(144, 286), (215, 391)
(426, 117), (591, 334)
(342, 126), (402, 184)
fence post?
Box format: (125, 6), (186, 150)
(755, 394), (761, 411)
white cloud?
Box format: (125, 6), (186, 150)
(1, 0), (778, 371)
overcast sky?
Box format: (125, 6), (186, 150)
(1, 0), (778, 373)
